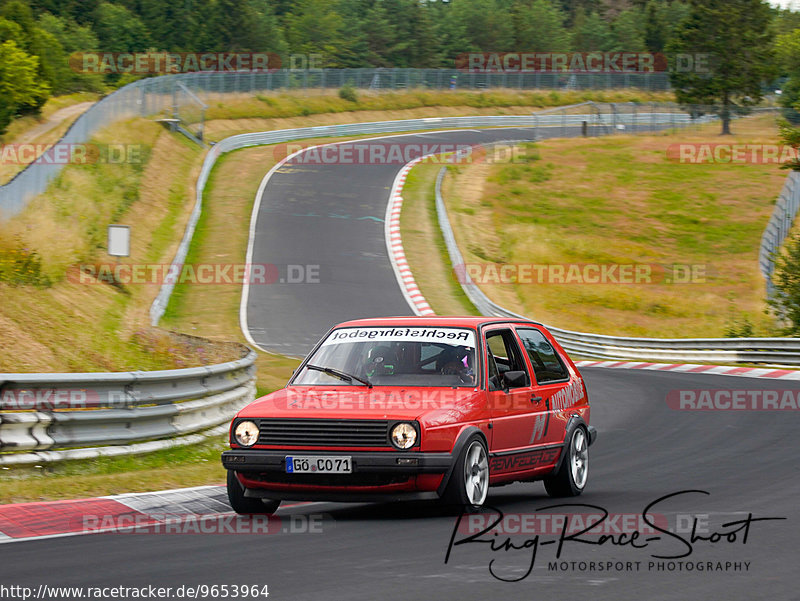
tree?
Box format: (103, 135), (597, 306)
(774, 6), (800, 36)
(37, 13), (103, 93)
(775, 27), (800, 163)
(284, 0), (344, 63)
(92, 2), (150, 53)
(209, 0), (252, 51)
(769, 233), (800, 335)
(25, 0), (101, 24)
(512, 0), (572, 52)
(0, 3), (59, 108)
(572, 9), (614, 51)
(31, 27), (67, 94)
(0, 15), (24, 45)
(776, 28), (800, 120)
(643, 1), (666, 52)
(136, 0), (201, 52)
(450, 0), (515, 52)
(327, 0), (368, 67)
(644, 1), (690, 53)
(667, 0), (776, 135)
(404, 0), (438, 67)
(429, 0), (469, 64)
(364, 1), (404, 67)
(0, 0), (36, 45)
(0, 39), (50, 133)
(610, 8), (645, 51)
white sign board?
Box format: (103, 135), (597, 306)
(107, 225), (130, 257)
(323, 327), (476, 348)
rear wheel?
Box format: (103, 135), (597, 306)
(227, 471), (281, 515)
(544, 425), (588, 497)
(444, 436), (489, 510)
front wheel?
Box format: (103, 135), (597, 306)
(444, 436), (490, 510)
(544, 425), (589, 497)
(227, 471), (281, 515)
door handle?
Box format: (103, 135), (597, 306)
(530, 394), (543, 403)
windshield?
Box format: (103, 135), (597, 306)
(292, 326), (478, 387)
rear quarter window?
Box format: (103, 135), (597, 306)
(516, 327), (569, 383)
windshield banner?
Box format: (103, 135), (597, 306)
(323, 327), (476, 347)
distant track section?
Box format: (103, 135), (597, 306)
(243, 128), (544, 357)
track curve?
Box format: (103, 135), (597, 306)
(243, 127), (548, 356)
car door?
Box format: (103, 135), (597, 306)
(484, 327), (545, 472)
(514, 326), (576, 449)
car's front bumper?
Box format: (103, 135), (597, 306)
(222, 449), (454, 502)
(221, 449), (452, 473)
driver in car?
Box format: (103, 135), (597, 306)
(437, 346), (475, 384)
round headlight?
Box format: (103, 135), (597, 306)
(234, 420), (259, 447)
(390, 422), (417, 450)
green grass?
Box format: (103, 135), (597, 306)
(398, 161), (480, 316)
(0, 438), (228, 504)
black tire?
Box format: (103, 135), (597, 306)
(443, 435), (490, 510)
(544, 424), (589, 497)
(227, 471), (281, 515)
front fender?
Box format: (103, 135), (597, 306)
(436, 426), (486, 497)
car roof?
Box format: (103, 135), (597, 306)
(333, 315), (542, 329)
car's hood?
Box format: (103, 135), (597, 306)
(237, 385), (486, 425)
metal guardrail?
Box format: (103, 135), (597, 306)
(150, 103), (713, 325)
(0, 348), (257, 465)
(434, 166), (800, 365)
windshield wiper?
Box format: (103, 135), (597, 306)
(305, 364), (372, 388)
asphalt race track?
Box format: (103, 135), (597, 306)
(243, 127), (546, 356)
(2, 368), (798, 599)
(2, 127), (798, 600)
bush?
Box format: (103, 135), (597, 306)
(338, 84), (358, 103)
(778, 118), (800, 171)
(0, 235), (51, 287)
(723, 315), (754, 338)
(769, 233), (800, 335)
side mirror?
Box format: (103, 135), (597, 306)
(503, 370), (527, 388)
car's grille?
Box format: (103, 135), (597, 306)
(257, 419), (391, 447)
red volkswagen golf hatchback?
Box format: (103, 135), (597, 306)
(222, 316), (596, 513)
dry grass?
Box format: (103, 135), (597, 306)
(442, 114), (787, 337)
(0, 93), (100, 184)
(0, 119), (232, 372)
(157, 143), (303, 394)
(203, 88), (675, 123)
(0, 93), (98, 144)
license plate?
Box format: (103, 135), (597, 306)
(286, 456), (352, 474)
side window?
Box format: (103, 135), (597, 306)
(485, 330), (529, 388)
(516, 328), (569, 383)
